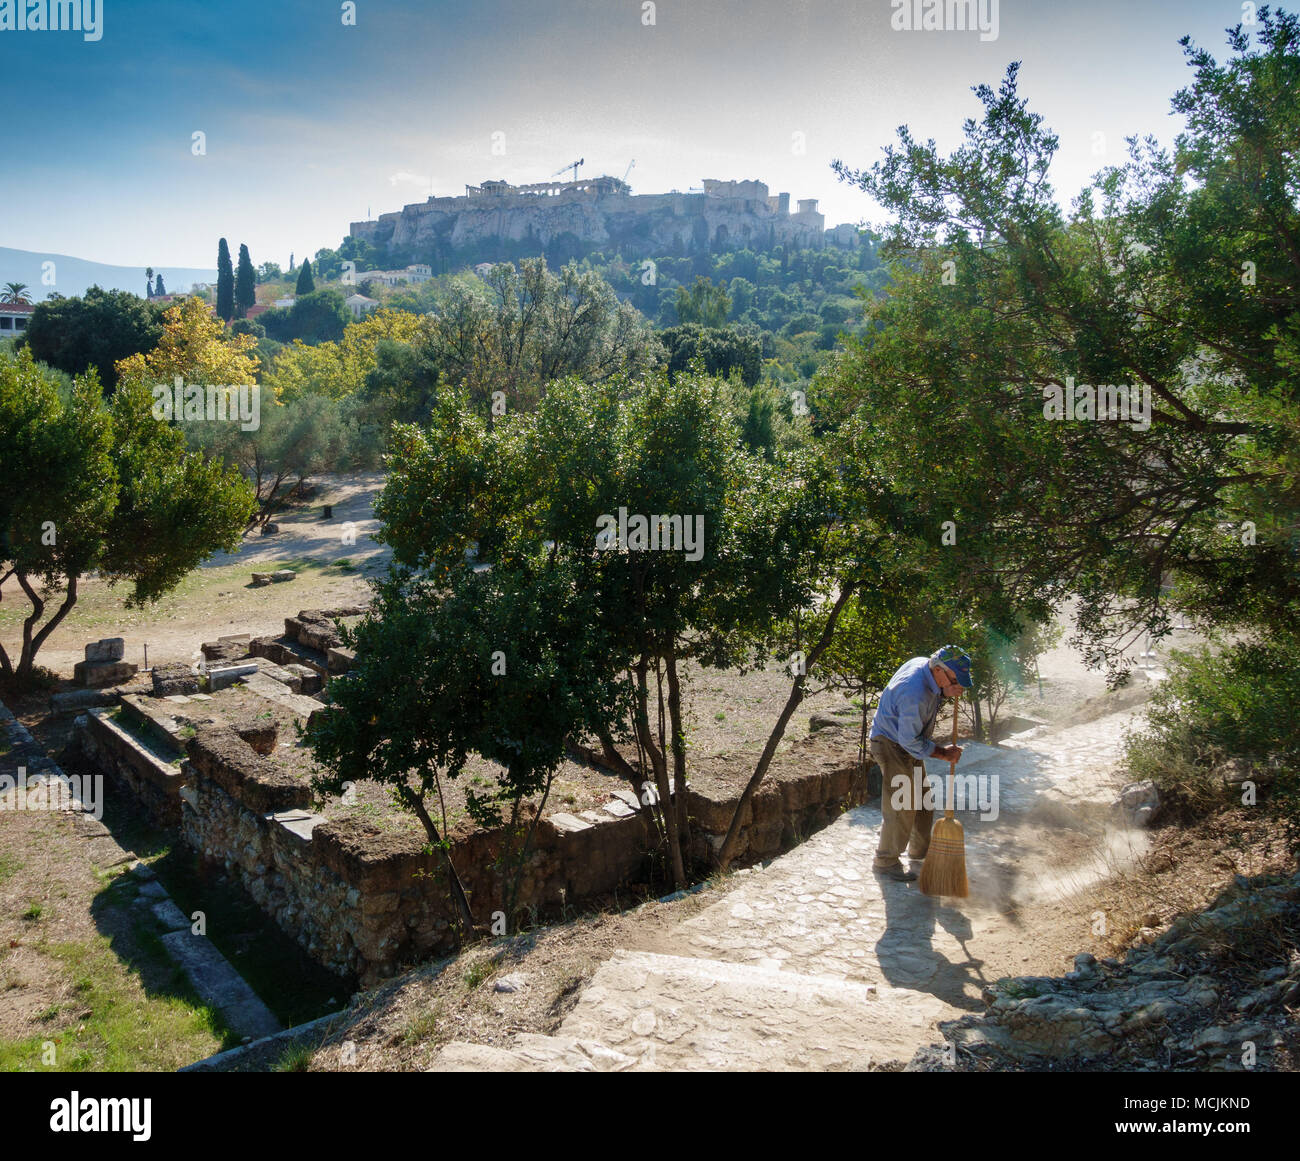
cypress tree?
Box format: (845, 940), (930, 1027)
(154, 273), (166, 296)
(216, 238), (235, 320)
(295, 259), (315, 295)
(235, 243), (256, 318)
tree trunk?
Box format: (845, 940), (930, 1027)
(664, 646), (692, 855)
(404, 785), (476, 936)
(716, 583), (856, 872)
(634, 656), (684, 889)
(15, 572), (78, 685)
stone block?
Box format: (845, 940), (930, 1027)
(152, 898), (192, 932)
(327, 647), (356, 675)
(609, 788), (642, 811)
(298, 623), (340, 653)
(251, 572), (273, 587)
(272, 569), (296, 583)
(152, 663), (199, 697)
(202, 639), (251, 664)
(74, 659), (138, 688)
(208, 662), (259, 692)
(51, 687), (120, 716)
(284, 664), (322, 694)
(601, 798), (636, 819)
(85, 637), (125, 663)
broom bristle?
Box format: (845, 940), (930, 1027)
(920, 816), (968, 897)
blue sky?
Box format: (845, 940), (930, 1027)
(0, 0), (1263, 271)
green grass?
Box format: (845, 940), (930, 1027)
(401, 1002), (443, 1045)
(273, 1042), (316, 1072)
(0, 851), (20, 885)
(461, 958), (497, 990)
(22, 901), (44, 921)
(0, 929), (229, 1072)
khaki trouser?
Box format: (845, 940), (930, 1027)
(871, 736), (934, 869)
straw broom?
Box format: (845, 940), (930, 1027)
(920, 693), (968, 898)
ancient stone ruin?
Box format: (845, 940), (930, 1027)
(68, 607), (871, 987)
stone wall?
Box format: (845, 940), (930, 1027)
(76, 708), (185, 828)
(76, 703), (872, 986)
(177, 724), (664, 983)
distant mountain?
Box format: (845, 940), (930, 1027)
(0, 247), (217, 301)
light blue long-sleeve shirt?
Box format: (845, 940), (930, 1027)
(868, 656), (944, 759)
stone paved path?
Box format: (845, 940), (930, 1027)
(430, 708), (1148, 1071)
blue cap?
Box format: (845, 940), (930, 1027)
(930, 646), (973, 689)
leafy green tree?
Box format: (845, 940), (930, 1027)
(825, 16), (1300, 675)
(392, 259), (660, 413)
(659, 323), (761, 387)
(374, 369), (858, 885)
(0, 349), (254, 685)
(260, 289), (349, 345)
(295, 259), (315, 296)
(20, 287), (162, 392)
(675, 275), (731, 327)
(256, 261), (282, 284)
(1, 282), (32, 305)
(235, 244), (256, 318)
(153, 273), (166, 297)
(305, 559), (630, 935)
(311, 249), (342, 281)
(186, 392), (379, 530)
(216, 238), (235, 321)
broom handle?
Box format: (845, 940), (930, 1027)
(944, 694), (960, 819)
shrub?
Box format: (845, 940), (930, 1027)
(1123, 636), (1298, 840)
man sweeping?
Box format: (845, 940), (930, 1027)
(869, 646), (973, 882)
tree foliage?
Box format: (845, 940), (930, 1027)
(216, 238), (235, 322)
(20, 287), (162, 392)
(235, 243), (256, 318)
(0, 349), (255, 684)
(116, 295), (260, 387)
(824, 15), (1300, 675)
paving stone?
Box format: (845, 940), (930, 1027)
(421, 705), (1147, 1071)
(160, 930), (281, 1040)
(601, 799), (636, 819)
(152, 898), (192, 932)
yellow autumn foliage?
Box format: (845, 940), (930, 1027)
(115, 295), (260, 386)
(263, 307), (433, 401)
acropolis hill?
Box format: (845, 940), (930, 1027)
(349, 175), (863, 259)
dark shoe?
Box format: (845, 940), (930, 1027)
(874, 867), (917, 882)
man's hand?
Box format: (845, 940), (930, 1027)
(932, 745), (963, 763)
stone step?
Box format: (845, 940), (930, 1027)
(241, 670), (327, 719)
(552, 948), (951, 1070)
(430, 1033), (639, 1072)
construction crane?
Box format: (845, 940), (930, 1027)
(623, 159), (635, 182)
(553, 158), (584, 183)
